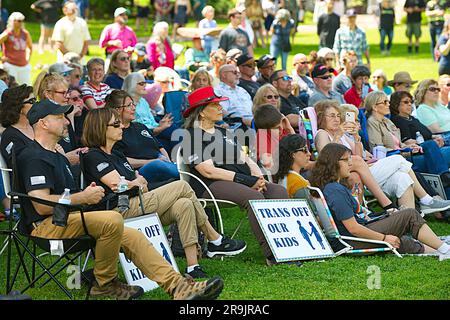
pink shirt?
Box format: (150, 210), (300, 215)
(146, 38), (174, 69)
(99, 23), (137, 55)
(2, 30), (28, 66)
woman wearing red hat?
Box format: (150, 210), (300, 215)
(182, 86), (289, 265)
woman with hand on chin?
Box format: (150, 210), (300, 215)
(181, 86), (288, 266)
(309, 143), (450, 260)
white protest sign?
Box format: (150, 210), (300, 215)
(119, 214), (179, 292)
(250, 199), (335, 262)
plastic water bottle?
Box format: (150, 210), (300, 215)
(416, 131), (425, 144)
(117, 176), (129, 213)
(58, 188), (71, 205)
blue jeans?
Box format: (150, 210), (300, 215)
(409, 140), (449, 174)
(270, 43), (289, 70)
(430, 24), (443, 60)
(138, 159), (180, 183)
(379, 28), (393, 51)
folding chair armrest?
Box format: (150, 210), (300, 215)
(9, 191), (83, 212)
(340, 235), (403, 258)
(0, 167), (12, 172)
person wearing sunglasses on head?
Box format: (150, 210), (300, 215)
(309, 63), (345, 108)
(237, 53), (261, 99)
(270, 69), (306, 131)
(104, 49), (131, 89)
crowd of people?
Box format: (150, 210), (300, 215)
(0, 0), (450, 301)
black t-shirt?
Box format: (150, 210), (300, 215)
(390, 114), (433, 142)
(0, 126), (33, 169)
(181, 127), (251, 197)
(379, 5), (395, 30)
(280, 94), (306, 117)
(82, 147), (136, 209)
(113, 122), (162, 161)
(404, 0), (426, 23)
(219, 27), (251, 55)
(17, 140), (78, 227)
(33, 0), (61, 25)
(317, 13), (340, 49)
(238, 79), (261, 99)
(131, 58), (152, 72)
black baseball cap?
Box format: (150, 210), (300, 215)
(256, 54), (276, 69)
(236, 53), (254, 66)
(27, 99), (73, 126)
(311, 63), (335, 78)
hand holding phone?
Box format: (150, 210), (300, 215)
(345, 111), (356, 123)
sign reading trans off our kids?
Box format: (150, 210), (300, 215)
(249, 199), (335, 262)
(119, 214), (179, 292)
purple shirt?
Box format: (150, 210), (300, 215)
(99, 23), (137, 55)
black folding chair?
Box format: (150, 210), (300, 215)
(4, 151), (96, 300)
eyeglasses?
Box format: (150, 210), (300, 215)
(261, 63), (275, 69)
(294, 61), (310, 65)
(396, 83), (412, 88)
(23, 97), (37, 105)
(118, 102), (136, 109)
(61, 71), (72, 77)
(400, 99), (413, 104)
(317, 75), (333, 80)
(276, 75), (292, 81)
(325, 113), (340, 119)
(68, 95), (82, 102)
(428, 87), (441, 93)
(119, 56), (130, 61)
(339, 155), (352, 163)
(52, 90), (68, 96)
(107, 119), (122, 128)
(224, 70), (240, 75)
(294, 146), (309, 153)
(264, 94), (279, 100)
(242, 63), (255, 68)
(137, 81), (147, 86)
(325, 58), (334, 61)
(376, 100), (390, 105)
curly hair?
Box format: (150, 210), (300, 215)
(0, 84), (34, 127)
(309, 143), (351, 190)
(273, 134), (307, 183)
(414, 79), (438, 106)
(389, 91), (413, 116)
(314, 99), (340, 130)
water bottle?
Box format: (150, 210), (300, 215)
(117, 176), (129, 213)
(416, 131), (425, 144)
(53, 189), (71, 227)
(59, 188), (71, 205)
(373, 145), (387, 159)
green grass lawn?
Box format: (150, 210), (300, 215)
(0, 19), (448, 301)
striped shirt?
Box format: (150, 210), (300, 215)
(80, 82), (112, 108)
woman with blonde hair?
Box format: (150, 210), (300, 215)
(252, 84), (281, 114)
(146, 21), (174, 69)
(0, 12), (33, 85)
(370, 69), (393, 95)
(438, 74), (450, 106)
(104, 49), (131, 89)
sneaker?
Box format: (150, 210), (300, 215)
(420, 197), (450, 215)
(206, 236), (247, 258)
(173, 275), (224, 300)
(186, 265), (208, 279)
(90, 277), (144, 300)
(439, 250), (450, 261)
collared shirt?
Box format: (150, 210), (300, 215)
(308, 88), (344, 108)
(99, 23), (137, 55)
(52, 16), (91, 62)
(367, 114), (405, 151)
(214, 82), (253, 120)
(238, 78), (261, 99)
(333, 26), (368, 64)
(291, 71), (315, 96)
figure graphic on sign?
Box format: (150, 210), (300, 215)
(297, 220), (315, 250)
(160, 242), (173, 265)
(308, 221), (325, 250)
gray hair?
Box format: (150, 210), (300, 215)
(7, 12), (25, 30)
(275, 9), (291, 21)
(86, 57), (105, 71)
(364, 91), (387, 117)
(122, 72), (146, 96)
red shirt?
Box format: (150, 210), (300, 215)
(343, 85), (373, 109)
(256, 128), (290, 168)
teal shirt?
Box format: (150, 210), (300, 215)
(134, 97), (159, 130)
(416, 102), (450, 132)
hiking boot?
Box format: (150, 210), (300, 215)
(186, 265), (208, 279)
(206, 235), (247, 258)
(420, 197), (450, 216)
(90, 277), (144, 300)
(173, 275), (224, 300)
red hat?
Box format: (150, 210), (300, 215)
(183, 86), (229, 118)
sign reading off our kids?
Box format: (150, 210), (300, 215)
(249, 199), (335, 263)
(119, 214), (179, 292)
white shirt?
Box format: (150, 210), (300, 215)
(52, 16), (91, 62)
(214, 82), (253, 120)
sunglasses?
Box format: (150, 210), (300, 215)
(242, 63), (255, 68)
(61, 71), (72, 77)
(52, 90), (69, 96)
(68, 96), (82, 102)
(119, 56), (130, 61)
(325, 58), (334, 61)
(428, 87), (441, 93)
(107, 119), (122, 128)
(73, 74), (81, 79)
(400, 99), (414, 104)
(23, 97), (37, 105)
(264, 94), (279, 100)
(317, 75), (333, 80)
(376, 100), (390, 105)
(294, 146), (309, 153)
(276, 75), (292, 81)
(137, 81), (147, 86)
(118, 102), (136, 109)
